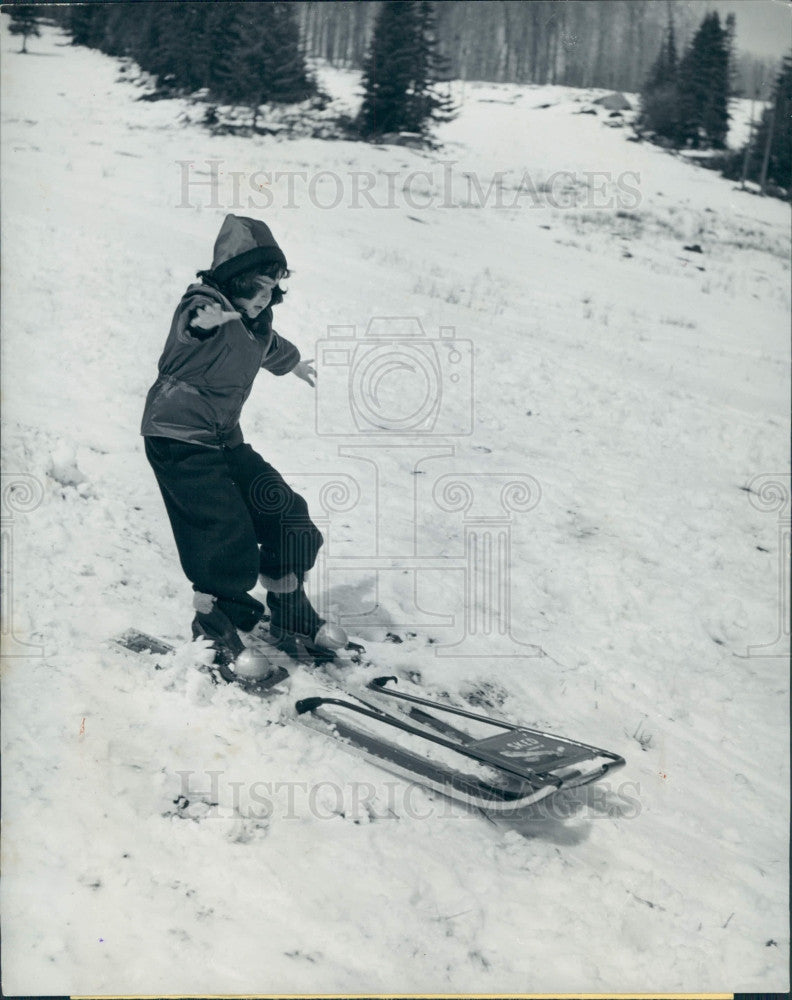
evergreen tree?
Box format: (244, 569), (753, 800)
(358, 1), (420, 136)
(676, 12), (730, 148)
(192, 3), (240, 96)
(69, 4), (108, 49)
(752, 54), (792, 193)
(639, 10), (679, 141)
(724, 12), (738, 96)
(406, 2), (455, 131)
(645, 9), (677, 91)
(140, 5), (198, 89)
(62, 2), (315, 111)
(245, 3), (314, 104)
(215, 3), (314, 126)
(6, 3), (41, 53)
(358, 0), (455, 139)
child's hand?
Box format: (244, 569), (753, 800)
(190, 302), (241, 330)
(292, 359), (316, 387)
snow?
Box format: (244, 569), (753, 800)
(2, 21), (790, 996)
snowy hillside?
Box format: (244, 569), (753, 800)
(1, 20), (789, 996)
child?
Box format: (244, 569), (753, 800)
(141, 214), (346, 682)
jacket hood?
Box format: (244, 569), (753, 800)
(209, 214), (287, 284)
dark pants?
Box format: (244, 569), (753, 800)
(144, 436), (323, 603)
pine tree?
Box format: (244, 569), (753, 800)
(753, 54), (792, 193)
(194, 3), (239, 96)
(676, 12), (730, 148)
(140, 5), (199, 90)
(7, 3), (41, 53)
(69, 4), (108, 49)
(358, 0), (455, 139)
(638, 9), (679, 141)
(218, 3), (314, 125)
(358, 1), (419, 136)
(256, 2), (315, 103)
(61, 1), (315, 111)
(724, 12), (738, 96)
(406, 2), (455, 132)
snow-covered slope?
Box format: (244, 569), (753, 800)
(2, 21), (789, 996)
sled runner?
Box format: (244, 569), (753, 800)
(296, 676), (625, 813)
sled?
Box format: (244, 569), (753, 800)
(296, 676), (625, 813)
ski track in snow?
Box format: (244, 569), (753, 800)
(1, 22), (789, 996)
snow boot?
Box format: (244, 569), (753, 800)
(265, 582), (347, 655)
(192, 593), (282, 686)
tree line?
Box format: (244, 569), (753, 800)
(9, 1), (778, 98)
(5, 0), (788, 194)
(12, 0), (452, 140)
(295, 1), (774, 98)
(64, 3), (316, 109)
(298, 0), (673, 90)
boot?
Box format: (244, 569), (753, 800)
(265, 583), (347, 653)
(192, 592), (282, 685)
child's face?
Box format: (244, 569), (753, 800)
(233, 275), (278, 319)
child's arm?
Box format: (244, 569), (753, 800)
(190, 302), (241, 331)
(261, 332), (314, 387)
(261, 330), (301, 376)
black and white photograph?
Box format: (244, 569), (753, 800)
(1, 0), (789, 996)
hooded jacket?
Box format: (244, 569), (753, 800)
(140, 216), (300, 449)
